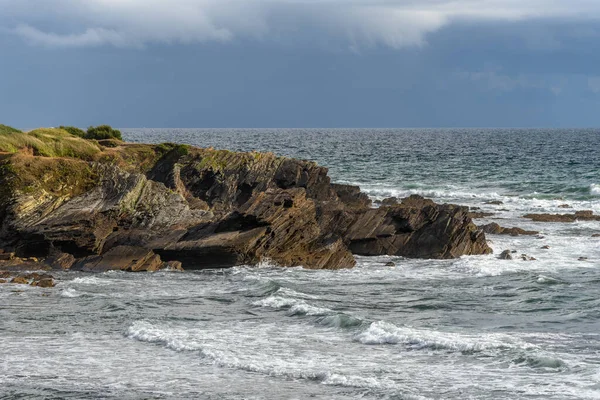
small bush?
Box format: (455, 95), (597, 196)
(0, 124), (22, 134)
(86, 125), (122, 141)
(59, 126), (86, 138)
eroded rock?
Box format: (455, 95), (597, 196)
(0, 145), (493, 270)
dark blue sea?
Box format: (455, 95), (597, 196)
(1, 128), (599, 399)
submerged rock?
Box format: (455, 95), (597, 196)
(499, 250), (513, 260)
(484, 200), (503, 205)
(480, 222), (539, 236)
(2, 271), (56, 287)
(0, 142), (492, 270)
(523, 211), (600, 222)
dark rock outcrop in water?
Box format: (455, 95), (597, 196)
(0, 140), (491, 271)
(523, 211), (600, 222)
(480, 222), (539, 236)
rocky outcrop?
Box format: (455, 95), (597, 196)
(0, 270), (55, 287)
(480, 222), (539, 236)
(523, 210), (600, 222)
(343, 195), (491, 259)
(0, 142), (492, 271)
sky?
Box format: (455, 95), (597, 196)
(1, 0), (600, 128)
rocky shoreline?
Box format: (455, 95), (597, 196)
(0, 126), (494, 282)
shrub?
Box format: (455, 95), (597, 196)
(59, 126), (86, 138)
(86, 125), (122, 141)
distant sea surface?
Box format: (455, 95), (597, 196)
(2, 128), (599, 399)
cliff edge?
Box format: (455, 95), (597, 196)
(0, 126), (491, 271)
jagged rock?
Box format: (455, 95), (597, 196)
(0, 144), (492, 270)
(45, 251), (76, 270)
(523, 210), (600, 222)
(380, 197), (399, 206)
(343, 195), (491, 259)
(480, 222), (539, 236)
(499, 250), (513, 260)
(331, 184), (372, 209)
(71, 246), (169, 272)
(521, 254), (536, 261)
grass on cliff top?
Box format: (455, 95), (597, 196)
(0, 127), (101, 160)
(2, 153), (99, 199)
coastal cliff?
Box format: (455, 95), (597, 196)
(0, 126), (491, 273)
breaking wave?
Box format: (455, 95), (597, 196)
(353, 321), (533, 353)
(125, 321), (408, 394)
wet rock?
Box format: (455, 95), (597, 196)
(0, 252), (15, 261)
(558, 204), (571, 208)
(0, 279), (6, 284)
(592, 234), (600, 238)
(385, 261), (396, 267)
(10, 276), (29, 285)
(578, 257), (588, 261)
(521, 254), (536, 261)
(72, 246), (169, 273)
(484, 200), (504, 205)
(31, 277), (55, 288)
(165, 260), (184, 271)
(523, 211), (600, 222)
(499, 250), (513, 260)
(480, 222), (539, 236)
(541, 245), (550, 249)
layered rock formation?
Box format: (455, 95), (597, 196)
(0, 140), (492, 271)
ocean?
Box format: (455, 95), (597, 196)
(1, 128), (599, 399)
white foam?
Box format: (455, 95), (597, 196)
(126, 321), (403, 393)
(60, 288), (81, 298)
(591, 184), (600, 196)
(71, 276), (113, 286)
(354, 321), (534, 352)
(253, 295), (331, 316)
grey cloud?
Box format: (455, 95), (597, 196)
(2, 0), (600, 48)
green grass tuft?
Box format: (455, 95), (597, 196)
(0, 124), (22, 134)
(0, 127), (101, 160)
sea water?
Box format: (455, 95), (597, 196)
(1, 128), (599, 399)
